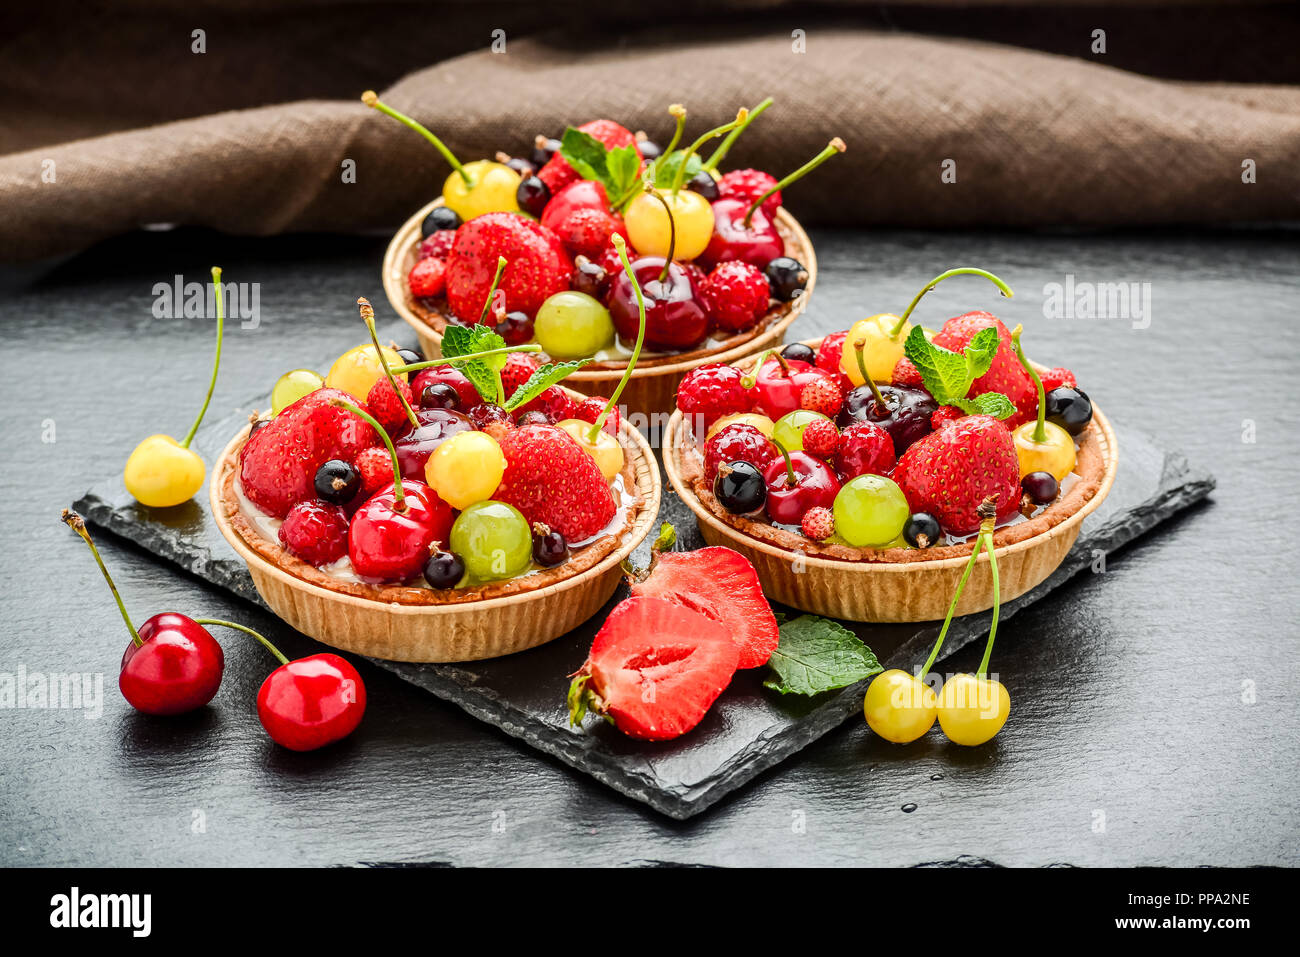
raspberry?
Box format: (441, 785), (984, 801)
(500, 352), (542, 401)
(799, 376), (843, 417)
(354, 446), (392, 498)
(700, 261), (770, 333)
(279, 500), (349, 566)
(800, 419), (840, 459)
(573, 396), (620, 436)
(800, 506), (835, 541)
(892, 356), (923, 388)
(931, 405), (964, 430)
(717, 169), (782, 219)
(365, 376), (415, 435)
(598, 240), (636, 279)
(556, 208), (626, 260)
(676, 363), (754, 427)
(816, 330), (848, 377)
(835, 422), (895, 479)
(418, 231), (456, 261)
(703, 424), (778, 484)
(1041, 367), (1077, 391)
(407, 257), (446, 299)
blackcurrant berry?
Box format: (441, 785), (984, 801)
(571, 256), (610, 299)
(765, 257), (809, 302)
(421, 383), (461, 410)
(495, 310), (535, 346)
(516, 410), (554, 427)
(636, 139), (663, 161)
(532, 524), (569, 567)
(396, 348), (423, 367)
(530, 136), (561, 168)
(314, 459), (360, 506)
(1044, 387), (1092, 436)
(504, 156), (535, 176)
(1021, 471), (1059, 505)
(714, 461), (766, 514)
(780, 343), (816, 364)
(421, 206), (461, 236)
(424, 550), (465, 589)
(686, 170), (719, 201)
(516, 175), (551, 218)
(903, 512), (941, 548)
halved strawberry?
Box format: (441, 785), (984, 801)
(628, 547), (779, 669)
(568, 597), (739, 741)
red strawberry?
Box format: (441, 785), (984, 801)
(700, 261), (770, 333)
(365, 376), (414, 435)
(801, 506), (835, 541)
(500, 352), (542, 399)
(676, 363), (754, 427)
(703, 423), (778, 484)
(407, 258), (446, 299)
(799, 375), (843, 417)
(932, 312), (1037, 426)
(892, 356), (923, 388)
(800, 418), (840, 459)
(629, 547), (779, 669)
(495, 424), (616, 541)
(931, 405), (963, 430)
(835, 421), (895, 479)
(445, 213), (573, 321)
(573, 396), (620, 436)
(570, 596), (739, 741)
(354, 446), (392, 498)
(418, 231), (456, 261)
(555, 208), (627, 261)
(892, 414), (1020, 535)
(279, 500), (349, 566)
(239, 388), (378, 519)
(538, 119), (639, 195)
(717, 168), (781, 219)
(1041, 366), (1077, 391)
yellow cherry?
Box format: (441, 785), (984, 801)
(556, 419), (624, 480)
(425, 431), (506, 510)
(1012, 420), (1075, 480)
(936, 673), (1010, 746)
(442, 160), (521, 220)
(841, 314), (909, 386)
(624, 189), (714, 261)
(124, 435), (206, 508)
(707, 412), (775, 439)
(325, 344), (406, 402)
(863, 669), (937, 744)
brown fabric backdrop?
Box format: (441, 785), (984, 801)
(2, 3), (1298, 262)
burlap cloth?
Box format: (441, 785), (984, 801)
(2, 2), (1297, 263)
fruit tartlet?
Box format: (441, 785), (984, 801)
(664, 268), (1117, 622)
(212, 255), (661, 662)
(368, 93), (836, 414)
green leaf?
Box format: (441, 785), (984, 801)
(952, 392), (1016, 420)
(501, 359), (592, 411)
(903, 326), (971, 405)
(606, 143), (642, 198)
(441, 325), (508, 402)
(963, 327), (1000, 380)
(653, 150), (702, 188)
(557, 128), (610, 186)
(763, 615), (882, 696)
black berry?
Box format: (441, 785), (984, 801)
(765, 257), (809, 302)
(530, 136), (561, 167)
(396, 348), (423, 367)
(424, 550), (465, 589)
(516, 175), (551, 218)
(504, 156), (534, 176)
(714, 461), (767, 514)
(1021, 471), (1059, 505)
(636, 139), (663, 161)
(571, 256), (610, 299)
(903, 512), (941, 548)
(780, 343), (816, 364)
(495, 311), (534, 346)
(421, 383), (461, 410)
(421, 206), (461, 236)
(532, 524), (569, 567)
(314, 459), (360, 506)
(1044, 387), (1092, 436)
(686, 170), (719, 201)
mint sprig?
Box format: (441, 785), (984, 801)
(502, 359), (592, 412)
(653, 150), (703, 189)
(558, 128), (641, 205)
(763, 615), (882, 696)
(442, 324), (509, 403)
(903, 326), (1014, 419)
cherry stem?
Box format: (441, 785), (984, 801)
(889, 267), (1014, 339)
(61, 509), (142, 648)
(652, 104), (688, 184)
(360, 299), (418, 429)
(394, 343), (541, 375)
(744, 137), (845, 227)
(589, 235), (645, 444)
(180, 266), (225, 449)
(671, 108), (747, 196)
(739, 348), (790, 389)
(772, 438), (797, 488)
(1010, 325), (1049, 444)
(976, 524), (1001, 678)
(193, 618), (289, 666)
(645, 189), (677, 283)
(362, 91), (470, 187)
(919, 530), (983, 681)
(852, 338), (892, 409)
(330, 400), (407, 510)
(702, 97), (773, 172)
(477, 256), (509, 327)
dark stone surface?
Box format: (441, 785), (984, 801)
(2, 226), (1295, 864)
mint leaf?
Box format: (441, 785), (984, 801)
(952, 392), (1016, 420)
(763, 615), (882, 696)
(502, 359), (592, 411)
(653, 150), (703, 188)
(606, 143), (642, 199)
(963, 327), (1000, 380)
(441, 325), (507, 402)
(904, 326), (971, 404)
(557, 128), (610, 186)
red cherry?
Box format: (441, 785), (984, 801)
(701, 197), (784, 270)
(540, 179), (613, 232)
(761, 449), (841, 526)
(349, 480), (452, 581)
(257, 653), (367, 752)
(393, 407), (475, 478)
(608, 256), (711, 351)
(750, 356), (826, 420)
(120, 613), (225, 715)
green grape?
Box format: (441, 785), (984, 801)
(534, 291), (615, 359)
(271, 368), (324, 414)
(772, 409), (831, 453)
(832, 475), (910, 547)
(449, 500), (532, 581)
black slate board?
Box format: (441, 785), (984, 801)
(74, 324), (1214, 819)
